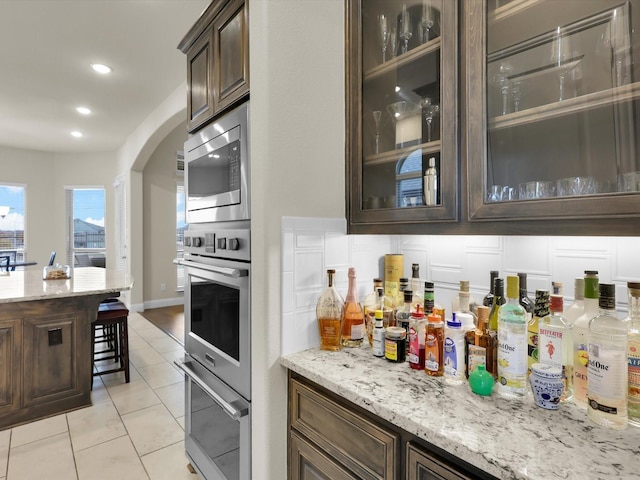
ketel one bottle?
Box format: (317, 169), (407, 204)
(408, 305), (427, 370)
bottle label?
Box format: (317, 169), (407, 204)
(573, 326), (589, 404)
(385, 338), (398, 361)
(408, 326), (419, 365)
(629, 340), (640, 401)
(425, 333), (440, 372)
(373, 329), (385, 357)
(527, 321), (539, 371)
(538, 326), (563, 368)
(497, 327), (527, 387)
(350, 322), (364, 340)
(468, 344), (487, 373)
(587, 342), (627, 413)
(443, 337), (457, 377)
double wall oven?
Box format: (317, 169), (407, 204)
(176, 101), (251, 480)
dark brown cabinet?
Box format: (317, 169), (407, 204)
(406, 443), (474, 480)
(0, 318), (21, 416)
(180, 0), (249, 132)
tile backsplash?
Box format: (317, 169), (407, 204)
(281, 216), (640, 356)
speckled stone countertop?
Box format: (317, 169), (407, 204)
(0, 267), (133, 303)
(281, 345), (640, 480)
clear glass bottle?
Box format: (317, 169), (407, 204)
(454, 288), (477, 327)
(396, 290), (414, 352)
(517, 272), (534, 322)
(497, 275), (528, 397)
(573, 270), (599, 409)
(341, 267), (365, 348)
(411, 264), (424, 309)
(466, 305), (497, 379)
(539, 294), (574, 402)
(425, 310), (444, 377)
(316, 269), (344, 351)
(483, 270), (499, 307)
(588, 283), (628, 429)
(364, 282), (395, 346)
(564, 277), (585, 325)
(552, 281), (563, 296)
(372, 309), (385, 358)
(451, 280), (479, 316)
(626, 282), (640, 427)
(528, 289), (549, 374)
(396, 277), (409, 310)
(489, 277), (505, 332)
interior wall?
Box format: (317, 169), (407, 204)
(142, 123), (187, 307)
(250, 0), (346, 478)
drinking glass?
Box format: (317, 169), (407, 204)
(492, 62), (512, 115)
(421, 97), (440, 142)
(389, 27), (399, 59)
(399, 4), (412, 55)
(377, 14), (390, 63)
(373, 110), (382, 154)
(487, 185), (504, 202)
(420, 0), (435, 44)
(550, 27), (573, 101)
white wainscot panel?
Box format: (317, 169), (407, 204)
(282, 271), (295, 315)
(281, 310), (318, 356)
(614, 237), (640, 281)
(398, 248), (429, 281)
(430, 236), (466, 267)
(552, 254), (613, 292)
(323, 217), (346, 233)
(295, 289), (321, 311)
(294, 217), (330, 232)
(351, 250), (382, 285)
(295, 251), (324, 290)
(526, 275), (552, 295)
(504, 236), (550, 275)
(282, 231), (295, 273)
(398, 235), (430, 247)
(431, 267), (463, 286)
(325, 232), (350, 268)
(553, 236), (613, 252)
(464, 235), (503, 251)
(295, 233), (324, 249)
(464, 252), (502, 289)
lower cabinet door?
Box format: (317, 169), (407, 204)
(406, 443), (473, 480)
(290, 432), (360, 480)
(0, 318), (21, 415)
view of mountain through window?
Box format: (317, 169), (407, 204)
(66, 187), (106, 267)
(0, 184), (26, 261)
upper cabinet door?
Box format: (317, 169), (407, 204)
(466, 0), (640, 227)
(346, 0), (459, 233)
(186, 30), (215, 132)
(213, 0), (249, 112)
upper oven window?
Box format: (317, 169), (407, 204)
(190, 277), (240, 362)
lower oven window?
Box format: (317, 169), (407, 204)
(191, 381), (241, 479)
(191, 279), (240, 361)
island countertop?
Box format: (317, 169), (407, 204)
(281, 345), (640, 480)
(0, 266), (133, 303)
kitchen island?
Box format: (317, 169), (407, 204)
(282, 345), (640, 480)
(0, 267), (133, 429)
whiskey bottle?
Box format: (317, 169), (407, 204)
(341, 267), (365, 348)
(316, 269), (344, 351)
(466, 305), (496, 379)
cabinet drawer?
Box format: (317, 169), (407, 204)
(406, 443), (474, 480)
(290, 378), (398, 480)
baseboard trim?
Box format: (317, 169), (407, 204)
(142, 296), (184, 311)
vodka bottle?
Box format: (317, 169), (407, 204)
(497, 275), (528, 397)
(588, 283), (628, 429)
(517, 272), (534, 322)
(626, 282), (640, 427)
(483, 270), (499, 307)
(528, 290), (549, 374)
(539, 294), (574, 402)
(316, 269), (344, 351)
(341, 267), (365, 348)
(564, 277), (585, 325)
(573, 271), (599, 408)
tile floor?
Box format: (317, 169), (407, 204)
(0, 311), (198, 480)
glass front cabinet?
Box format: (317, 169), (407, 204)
(347, 0), (640, 235)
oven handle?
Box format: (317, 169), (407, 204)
(175, 359), (248, 421)
(178, 259), (248, 278)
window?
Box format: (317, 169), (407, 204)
(65, 187), (106, 267)
(177, 182), (186, 290)
(396, 149), (424, 207)
(0, 184), (26, 262)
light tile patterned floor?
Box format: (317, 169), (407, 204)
(0, 312), (198, 480)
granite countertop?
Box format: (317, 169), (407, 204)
(281, 345), (640, 480)
(0, 267), (133, 303)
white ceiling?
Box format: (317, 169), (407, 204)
(0, 0), (210, 154)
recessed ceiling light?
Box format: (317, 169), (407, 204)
(91, 64), (112, 74)
(76, 106), (91, 115)
(70, 131), (83, 138)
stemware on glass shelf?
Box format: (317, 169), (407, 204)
(399, 4), (413, 54)
(373, 110), (382, 154)
(550, 26), (574, 101)
(378, 14), (390, 64)
(421, 97), (440, 142)
(492, 61), (512, 116)
(389, 27), (399, 59)
(420, 0), (435, 44)
(556, 176), (596, 197)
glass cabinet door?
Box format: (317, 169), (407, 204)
(346, 0), (458, 230)
(467, 0), (640, 224)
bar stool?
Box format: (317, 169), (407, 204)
(91, 299), (130, 388)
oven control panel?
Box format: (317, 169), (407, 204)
(184, 228), (250, 262)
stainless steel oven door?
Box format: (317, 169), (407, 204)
(183, 257), (250, 400)
(176, 355), (250, 480)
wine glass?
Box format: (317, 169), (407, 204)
(550, 27), (573, 101)
(389, 27), (399, 59)
(420, 0), (435, 44)
(399, 4), (412, 55)
(492, 61), (512, 115)
(373, 110), (382, 154)
(511, 81), (522, 112)
(377, 14), (390, 64)
(421, 97), (440, 142)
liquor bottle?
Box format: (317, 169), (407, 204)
(408, 305), (427, 370)
(411, 264), (424, 309)
(455, 290), (477, 327)
(466, 305), (497, 379)
(316, 269), (344, 351)
(396, 277), (409, 311)
(364, 282), (395, 346)
(423, 156), (438, 206)
(528, 289), (549, 374)
(444, 313), (465, 385)
(483, 270), (499, 307)
(573, 270), (599, 408)
(341, 267), (365, 348)
(396, 290), (414, 352)
(489, 277), (505, 332)
(564, 277), (585, 325)
(588, 283), (628, 429)
(626, 282), (640, 427)
(451, 280), (479, 317)
(497, 275), (528, 397)
(539, 294), (574, 402)
(517, 272), (534, 322)
(424, 281), (435, 314)
(552, 281), (563, 296)
(372, 310), (385, 358)
(425, 310), (444, 377)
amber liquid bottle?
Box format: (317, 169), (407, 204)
(425, 310), (444, 376)
(465, 305), (496, 378)
(316, 269), (344, 351)
(341, 267), (365, 347)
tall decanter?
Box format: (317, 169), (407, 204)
(316, 269), (344, 351)
(573, 270), (599, 408)
(341, 267), (365, 348)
